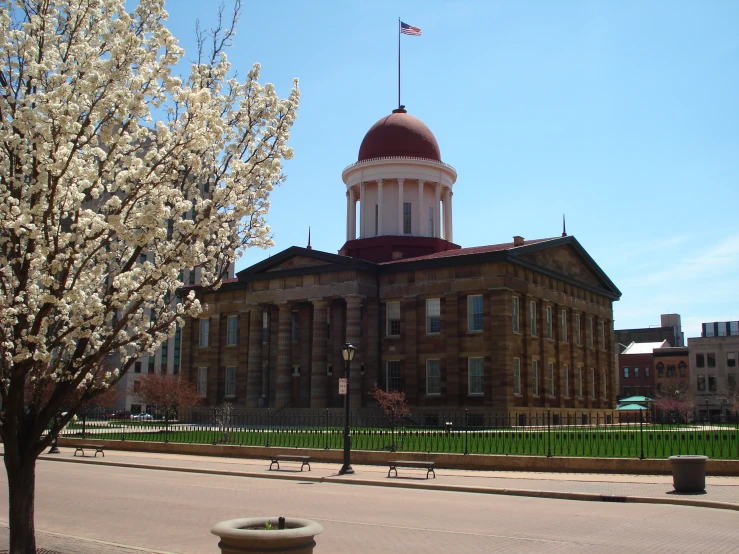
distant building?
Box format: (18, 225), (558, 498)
(652, 345), (690, 416)
(701, 321), (739, 338)
(688, 325), (739, 420)
(615, 314), (684, 351)
(617, 341), (665, 400)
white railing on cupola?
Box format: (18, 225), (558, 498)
(342, 155), (456, 174)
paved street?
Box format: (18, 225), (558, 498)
(2, 455), (739, 553)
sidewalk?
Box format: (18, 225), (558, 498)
(37, 447), (739, 511)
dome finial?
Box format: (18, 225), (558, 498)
(393, 105), (407, 114)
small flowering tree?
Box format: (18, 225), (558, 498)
(131, 373), (201, 419)
(656, 383), (695, 423)
(0, 1), (299, 551)
(370, 384), (410, 451)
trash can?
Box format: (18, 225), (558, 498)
(668, 455), (708, 493)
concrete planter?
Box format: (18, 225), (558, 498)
(211, 517), (323, 554)
(669, 455), (708, 493)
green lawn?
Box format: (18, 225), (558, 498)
(61, 424), (739, 459)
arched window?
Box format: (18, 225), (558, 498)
(657, 362), (665, 378)
(678, 361), (687, 377)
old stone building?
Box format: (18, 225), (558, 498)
(181, 107), (622, 415)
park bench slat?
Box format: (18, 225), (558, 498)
(388, 460), (435, 479)
(269, 455), (311, 471)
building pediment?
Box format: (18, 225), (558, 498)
(509, 237), (621, 300)
(236, 246), (378, 282)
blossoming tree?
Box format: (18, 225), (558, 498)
(0, 1), (299, 551)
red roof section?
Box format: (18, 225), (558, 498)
(379, 237), (559, 265)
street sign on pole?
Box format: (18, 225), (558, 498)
(338, 378), (347, 395)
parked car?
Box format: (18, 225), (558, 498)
(131, 413), (153, 421)
(104, 410), (131, 420)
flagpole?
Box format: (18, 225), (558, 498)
(398, 18), (401, 108)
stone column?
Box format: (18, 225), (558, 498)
(310, 299), (329, 408)
(345, 296), (363, 407)
(442, 190), (450, 241)
(376, 179), (383, 237)
(447, 190), (453, 242)
(245, 308), (261, 408)
(417, 180), (424, 236)
(397, 178), (405, 235)
(346, 191), (351, 241)
(434, 182), (441, 239)
(349, 187), (356, 240)
(275, 302), (292, 409)
(359, 181), (366, 238)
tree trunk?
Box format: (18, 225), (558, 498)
(5, 453), (37, 554)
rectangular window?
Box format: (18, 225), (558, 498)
(600, 321), (606, 350)
(225, 367), (236, 397)
(530, 301), (537, 337)
(197, 367), (208, 397)
(548, 363), (555, 397)
(148, 357), (155, 374)
(590, 368), (596, 399)
(727, 353), (736, 367)
(546, 306), (553, 339)
(601, 369), (607, 399)
(563, 364), (569, 398)
(426, 298), (441, 334)
(226, 315), (238, 346)
(731, 322), (739, 336)
(139, 253), (147, 264)
(387, 360), (401, 392)
(718, 322), (727, 336)
(623, 366), (629, 379)
(532, 361), (539, 396)
(705, 323), (715, 337)
(588, 318), (594, 349)
(468, 357), (484, 395)
(634, 367), (640, 378)
(426, 359), (441, 395)
(403, 202), (412, 234)
(696, 353), (704, 368)
(623, 385), (631, 398)
(387, 301), (401, 336)
(188, 269), (195, 285)
(561, 310), (567, 342)
(512, 297), (520, 333)
(577, 366), (583, 398)
(634, 386), (640, 396)
(644, 386), (651, 397)
(291, 311), (299, 343)
(173, 324), (181, 374)
(160, 339), (168, 370)
(134, 361), (142, 374)
(428, 206), (434, 237)
(708, 374), (717, 392)
(697, 374), (706, 391)
(374, 204), (379, 236)
(575, 314), (581, 345)
(513, 358), (521, 395)
(199, 318), (209, 347)
(707, 353), (716, 368)
(468, 295), (484, 332)
(262, 311), (269, 343)
(728, 373), (737, 390)
(645, 366), (650, 378)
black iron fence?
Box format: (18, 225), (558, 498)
(57, 407), (739, 460)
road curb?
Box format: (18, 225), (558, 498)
(39, 454), (739, 512)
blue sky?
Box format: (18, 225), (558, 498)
(166, 0), (739, 340)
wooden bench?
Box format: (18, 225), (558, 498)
(269, 455), (311, 472)
(388, 460), (435, 479)
(74, 444), (105, 457)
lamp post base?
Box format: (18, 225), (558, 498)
(48, 442), (60, 454)
(339, 464), (354, 475)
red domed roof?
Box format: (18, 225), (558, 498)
(357, 107), (441, 162)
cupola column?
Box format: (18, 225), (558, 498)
(434, 182), (441, 239)
(447, 190), (454, 242)
(376, 179), (383, 237)
(346, 191), (351, 241)
(417, 180), (424, 236)
(397, 178), (405, 235)
(359, 181), (366, 238)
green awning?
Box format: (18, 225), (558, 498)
(617, 403), (649, 411)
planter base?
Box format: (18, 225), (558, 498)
(212, 517), (323, 554)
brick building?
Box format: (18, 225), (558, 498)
(181, 107), (622, 415)
(617, 341), (662, 400)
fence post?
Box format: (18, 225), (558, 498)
(325, 408), (329, 450)
(639, 408), (645, 460)
(266, 408), (271, 448)
(164, 408), (169, 444)
(81, 414), (86, 440)
(464, 409), (469, 455)
(547, 409), (552, 458)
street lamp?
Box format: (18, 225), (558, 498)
(339, 342), (356, 475)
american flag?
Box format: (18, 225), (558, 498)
(400, 22), (422, 36)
